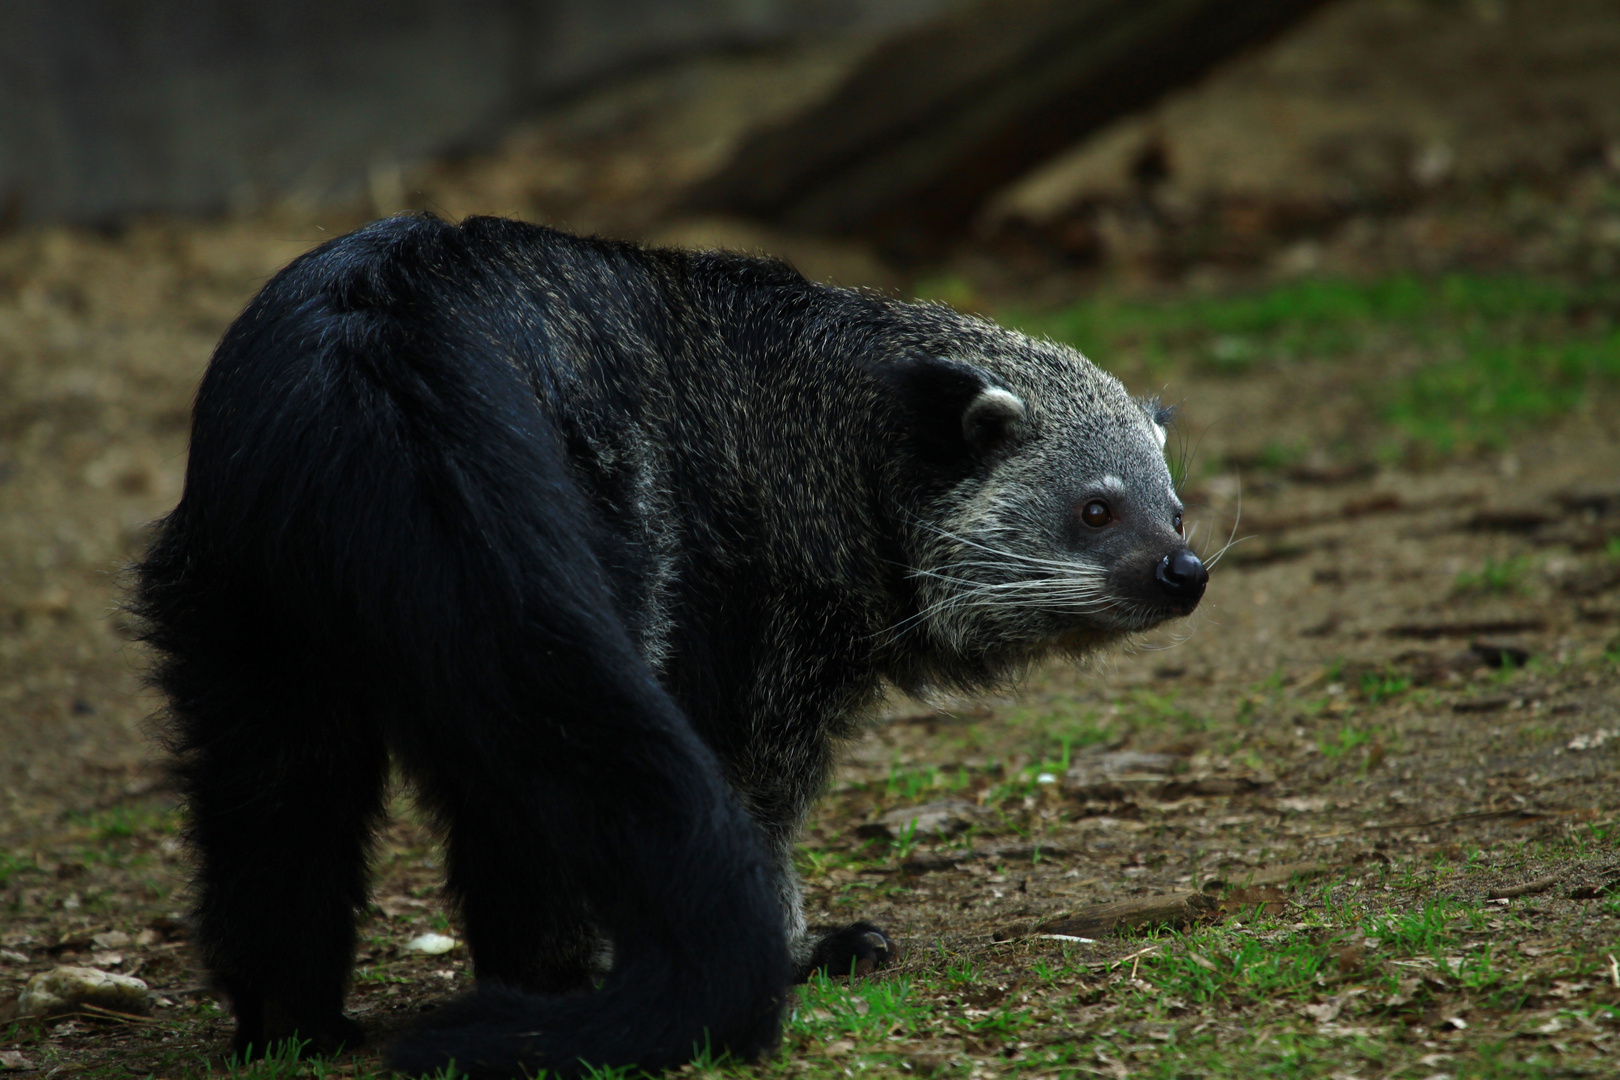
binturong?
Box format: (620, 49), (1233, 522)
(131, 214), (1208, 1079)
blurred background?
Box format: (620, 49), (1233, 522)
(5, 0), (1619, 280)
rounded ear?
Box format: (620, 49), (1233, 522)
(962, 387), (1026, 450)
(879, 354), (1025, 464)
(1139, 396), (1175, 450)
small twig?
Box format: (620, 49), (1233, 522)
(70, 1003), (168, 1026)
(1105, 944), (1160, 980)
(1487, 874), (1560, 901)
(1289, 667), (1330, 693)
(1111, 945), (1160, 968)
(1609, 954), (1618, 990)
(1036, 933), (1097, 944)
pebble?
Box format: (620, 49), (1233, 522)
(878, 799), (980, 837)
(403, 933), (457, 955)
(18, 966), (152, 1017)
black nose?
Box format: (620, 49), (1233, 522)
(1155, 548), (1208, 607)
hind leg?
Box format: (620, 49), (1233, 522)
(406, 757), (597, 995)
(171, 660), (388, 1058)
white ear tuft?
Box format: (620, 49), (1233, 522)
(1152, 421), (1168, 450)
(962, 387), (1026, 449)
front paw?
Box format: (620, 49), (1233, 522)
(798, 921), (897, 980)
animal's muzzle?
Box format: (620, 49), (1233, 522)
(1155, 548), (1208, 611)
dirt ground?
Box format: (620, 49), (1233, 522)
(4, 6), (1620, 1077)
(2, 220), (1618, 1080)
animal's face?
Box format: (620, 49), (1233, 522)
(885, 319), (1205, 670)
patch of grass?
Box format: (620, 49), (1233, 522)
(794, 846), (856, 879)
(1365, 898), (1467, 953)
(1560, 819), (1620, 857)
(577, 1066), (645, 1080)
(1141, 933), (1338, 1005)
(1004, 272), (1620, 456)
(352, 967), (410, 985)
(212, 1040), (427, 1080)
(789, 971), (932, 1042)
(960, 999), (1036, 1039)
(890, 818), (921, 860)
(1120, 687), (1207, 735)
(884, 761), (942, 801)
(1358, 668), (1412, 704)
(1010, 276), (1454, 369)
(67, 803), (179, 843)
(1455, 555), (1535, 595)
(1317, 725), (1373, 758)
(981, 762), (1071, 810)
(1487, 654), (1532, 685)
(0, 851), (36, 888)
(1386, 333), (1620, 452)
(1001, 697), (1116, 750)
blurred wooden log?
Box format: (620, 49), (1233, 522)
(1035, 891), (1218, 937)
(682, 0), (1331, 254)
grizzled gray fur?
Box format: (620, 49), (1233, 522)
(132, 213), (1206, 1077)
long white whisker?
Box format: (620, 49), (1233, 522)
(1199, 481), (1243, 571)
(908, 520), (1077, 570)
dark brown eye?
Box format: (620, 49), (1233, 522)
(1173, 512), (1184, 535)
(1080, 500), (1112, 528)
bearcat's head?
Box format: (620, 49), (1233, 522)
(878, 305), (1206, 682)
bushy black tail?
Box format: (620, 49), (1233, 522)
(134, 215), (791, 1077)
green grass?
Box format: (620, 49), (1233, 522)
(883, 761), (972, 801)
(67, 803), (179, 843)
(204, 1046), (467, 1080)
(1119, 687), (1207, 735)
(1455, 555), (1535, 595)
(1387, 333), (1620, 453)
(791, 971), (932, 1042)
(1002, 272), (1620, 456)
(1140, 933), (1339, 1005)
(0, 851), (35, 889)
(790, 825), (1618, 1078)
(1317, 724), (1374, 758)
(1357, 667), (1412, 704)
(1001, 696), (1117, 749)
(220, 1041), (366, 1079)
(352, 967), (411, 984)
(1365, 897), (1469, 952)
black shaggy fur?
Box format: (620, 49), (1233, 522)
(133, 214), (1204, 1078)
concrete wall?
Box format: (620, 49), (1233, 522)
(0, 0), (945, 225)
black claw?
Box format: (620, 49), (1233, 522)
(798, 921), (897, 981)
